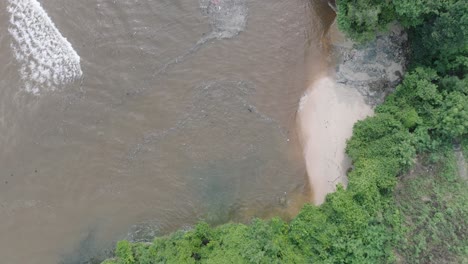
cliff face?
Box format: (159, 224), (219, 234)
(330, 23), (408, 106)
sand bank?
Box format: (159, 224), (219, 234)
(297, 77), (373, 205)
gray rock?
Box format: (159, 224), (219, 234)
(332, 24), (409, 105)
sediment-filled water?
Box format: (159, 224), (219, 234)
(0, 0), (332, 263)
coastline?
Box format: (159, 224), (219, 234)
(99, 0), (467, 262)
(297, 76), (372, 204)
(298, 20), (407, 205)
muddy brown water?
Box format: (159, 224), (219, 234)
(0, 0), (333, 263)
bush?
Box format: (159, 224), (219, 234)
(407, 0), (468, 75)
(336, 0), (395, 42)
(395, 148), (468, 263)
(115, 240), (135, 264)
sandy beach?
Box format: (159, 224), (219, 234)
(297, 18), (406, 205)
(297, 77), (373, 204)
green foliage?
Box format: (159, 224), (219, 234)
(392, 0), (444, 27)
(437, 91), (468, 139)
(289, 204), (334, 260)
(101, 260), (118, 264)
(347, 159), (396, 211)
(346, 113), (415, 171)
(116, 240), (135, 264)
(377, 67), (442, 124)
(395, 148), (468, 263)
(376, 67), (467, 144)
(336, 0), (396, 42)
(132, 243), (154, 264)
(440, 75), (468, 94)
(462, 137), (468, 158)
(408, 0), (468, 75)
(337, 0), (467, 75)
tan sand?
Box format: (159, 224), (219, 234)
(297, 77), (373, 205)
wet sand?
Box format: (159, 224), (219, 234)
(297, 76), (373, 204)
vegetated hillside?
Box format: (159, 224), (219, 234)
(102, 1), (467, 263)
(395, 148), (467, 263)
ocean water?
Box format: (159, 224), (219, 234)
(0, 0), (332, 263)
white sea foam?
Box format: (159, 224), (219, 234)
(7, 0), (82, 95)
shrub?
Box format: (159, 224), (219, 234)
(115, 240), (135, 264)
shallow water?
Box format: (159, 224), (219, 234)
(0, 0), (332, 263)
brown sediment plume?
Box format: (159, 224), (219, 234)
(303, 0), (336, 85)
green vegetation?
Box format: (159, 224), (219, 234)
(395, 148), (468, 263)
(103, 1), (467, 263)
(336, 0), (395, 42)
(336, 0), (468, 75)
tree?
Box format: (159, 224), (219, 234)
(408, 0), (468, 75)
(336, 0), (395, 42)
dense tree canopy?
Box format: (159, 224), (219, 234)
(336, 0), (395, 42)
(336, 0), (468, 75)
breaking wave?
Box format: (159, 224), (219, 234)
(7, 0), (82, 94)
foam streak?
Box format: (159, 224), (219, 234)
(8, 0), (82, 94)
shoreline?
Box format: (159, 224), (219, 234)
(297, 76), (373, 204)
(298, 19), (407, 205)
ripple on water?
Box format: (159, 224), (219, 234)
(155, 0), (248, 76)
(125, 79), (292, 224)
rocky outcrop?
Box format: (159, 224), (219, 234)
(330, 23), (409, 106)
